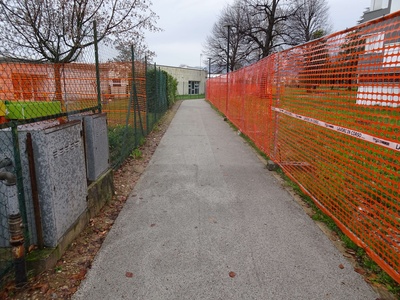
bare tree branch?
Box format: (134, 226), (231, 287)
(287, 0), (332, 45)
(0, 0), (160, 63)
(203, 0), (259, 73)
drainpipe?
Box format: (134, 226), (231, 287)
(8, 213), (27, 287)
(0, 159), (27, 287)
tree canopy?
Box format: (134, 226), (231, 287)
(0, 0), (160, 63)
(203, 0), (332, 73)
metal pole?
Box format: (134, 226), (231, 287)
(26, 133), (44, 250)
(93, 21), (102, 113)
(154, 63), (157, 121)
(131, 45), (137, 147)
(227, 25), (231, 74)
(10, 124), (28, 246)
(10, 123), (28, 286)
(145, 56), (149, 135)
(273, 53), (280, 161)
(208, 58), (211, 79)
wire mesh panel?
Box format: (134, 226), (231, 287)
(0, 19), (172, 284)
(0, 39), (99, 281)
(206, 11), (400, 284)
(100, 59), (169, 168)
(146, 65), (169, 134)
(0, 133), (15, 279)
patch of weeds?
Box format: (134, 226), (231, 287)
(339, 233), (358, 251)
(360, 257), (400, 296)
(312, 211), (339, 233)
(362, 257), (381, 273)
(356, 247), (366, 257)
(130, 148), (143, 159)
(377, 273), (400, 295)
(108, 125), (136, 166)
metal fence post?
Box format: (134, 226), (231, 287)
(154, 63), (158, 121)
(273, 53), (280, 161)
(93, 21), (102, 113)
(10, 124), (28, 246)
(145, 56), (149, 135)
(131, 46), (137, 148)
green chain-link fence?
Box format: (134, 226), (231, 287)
(0, 22), (173, 285)
(105, 59), (170, 169)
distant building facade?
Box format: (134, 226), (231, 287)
(361, 0), (400, 22)
(158, 65), (207, 96)
(356, 2), (400, 107)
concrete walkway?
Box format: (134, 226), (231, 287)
(74, 100), (378, 300)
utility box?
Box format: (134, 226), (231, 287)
(69, 113), (110, 181)
(0, 120), (87, 247)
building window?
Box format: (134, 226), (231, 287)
(188, 81), (200, 95)
(112, 79), (122, 87)
(12, 73), (48, 100)
(371, 0), (389, 11)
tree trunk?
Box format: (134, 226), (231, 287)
(53, 64), (65, 111)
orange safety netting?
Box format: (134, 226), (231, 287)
(207, 11), (400, 283)
(0, 61), (148, 128)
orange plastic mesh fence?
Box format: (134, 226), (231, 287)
(99, 61), (147, 128)
(0, 61), (147, 126)
(206, 12), (400, 283)
(0, 62), (99, 115)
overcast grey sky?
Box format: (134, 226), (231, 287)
(145, 0), (372, 67)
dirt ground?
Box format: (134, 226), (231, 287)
(1, 101), (182, 300)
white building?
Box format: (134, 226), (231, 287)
(158, 65), (207, 96)
(356, 1), (400, 107)
(361, 0), (400, 22)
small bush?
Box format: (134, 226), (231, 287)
(108, 125), (136, 166)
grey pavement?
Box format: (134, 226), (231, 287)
(74, 100), (378, 300)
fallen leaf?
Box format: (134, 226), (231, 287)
(229, 271), (236, 278)
(40, 283), (50, 293)
(28, 244), (38, 253)
(71, 269), (86, 281)
(126, 272), (134, 278)
(354, 267), (366, 275)
(339, 264), (344, 269)
(345, 249), (356, 255)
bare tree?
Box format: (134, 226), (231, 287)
(0, 0), (159, 104)
(242, 0), (299, 58)
(203, 1), (258, 73)
(288, 0), (332, 45)
(0, 0), (159, 63)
